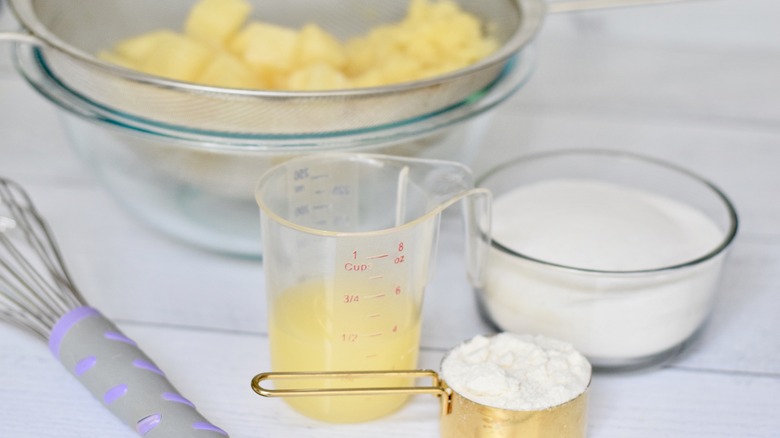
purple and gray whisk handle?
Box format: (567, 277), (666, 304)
(49, 306), (228, 437)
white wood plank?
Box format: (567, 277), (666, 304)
(545, 0), (780, 52)
(1, 0), (779, 436)
(673, 237), (780, 374)
(588, 368), (780, 437)
(0, 77), (89, 182)
(505, 34), (780, 129)
(0, 2), (19, 73)
(2, 322), (777, 437)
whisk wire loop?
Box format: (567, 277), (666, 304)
(0, 178), (86, 336)
(0, 233), (66, 322)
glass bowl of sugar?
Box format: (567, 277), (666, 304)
(475, 149), (738, 370)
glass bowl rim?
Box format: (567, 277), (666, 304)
(476, 148), (739, 276)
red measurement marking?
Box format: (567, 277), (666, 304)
(343, 294), (360, 304)
(366, 293), (386, 299)
(366, 333), (383, 338)
(367, 253), (389, 259)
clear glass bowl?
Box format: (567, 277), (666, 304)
(14, 45), (535, 257)
(476, 149), (738, 369)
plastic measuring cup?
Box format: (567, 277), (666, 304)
(255, 154), (491, 422)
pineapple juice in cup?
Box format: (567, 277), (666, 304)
(268, 277), (422, 422)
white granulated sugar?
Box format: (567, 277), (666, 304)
(482, 178), (728, 362)
(491, 179), (723, 271)
(440, 333), (591, 411)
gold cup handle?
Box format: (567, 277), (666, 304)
(251, 369), (452, 416)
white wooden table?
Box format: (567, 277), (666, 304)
(1, 1), (778, 436)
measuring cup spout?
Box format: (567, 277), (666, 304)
(461, 189), (492, 288)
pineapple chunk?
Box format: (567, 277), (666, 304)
(417, 59), (469, 80)
(405, 0), (432, 24)
(454, 38), (499, 65)
(285, 63), (350, 90)
(352, 69), (385, 88)
(99, 0), (499, 90)
(295, 24), (346, 69)
(231, 22), (299, 75)
(378, 53), (422, 84)
(97, 50), (137, 69)
(185, 0), (251, 46)
(344, 38), (375, 77)
(199, 52), (264, 89)
(365, 25), (403, 53)
(345, 26), (402, 77)
(436, 14), (481, 52)
(113, 30), (180, 63)
(427, 0), (462, 20)
(404, 36), (440, 68)
(343, 0), (494, 82)
(139, 34), (214, 82)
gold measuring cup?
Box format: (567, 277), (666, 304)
(251, 367), (589, 438)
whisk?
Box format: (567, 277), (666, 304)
(0, 177), (229, 437)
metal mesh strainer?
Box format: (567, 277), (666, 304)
(4, 0), (545, 135)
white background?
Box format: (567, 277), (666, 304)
(1, 0), (779, 436)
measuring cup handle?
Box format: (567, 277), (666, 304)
(462, 188), (492, 289)
(252, 370), (451, 414)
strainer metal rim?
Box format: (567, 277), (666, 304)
(8, 0), (546, 98)
(15, 42), (538, 150)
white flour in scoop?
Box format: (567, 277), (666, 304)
(440, 333), (591, 410)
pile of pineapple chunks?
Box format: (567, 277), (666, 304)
(98, 0), (499, 91)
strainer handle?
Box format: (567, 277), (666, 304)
(51, 307), (229, 438)
(0, 31), (39, 45)
(0, 0), (43, 45)
(547, 0), (705, 14)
